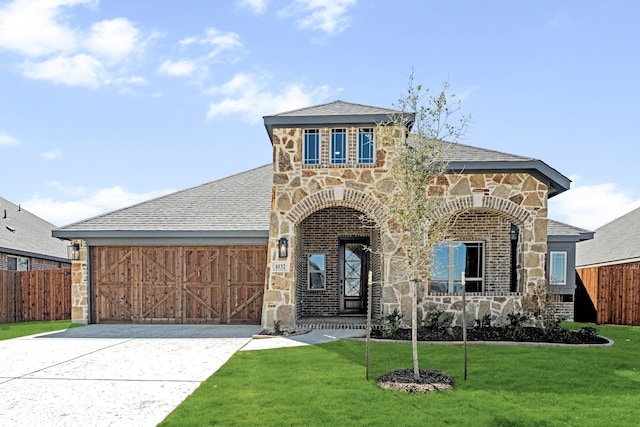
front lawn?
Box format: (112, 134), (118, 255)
(160, 324), (640, 426)
(0, 320), (78, 340)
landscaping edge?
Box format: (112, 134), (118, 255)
(346, 336), (614, 348)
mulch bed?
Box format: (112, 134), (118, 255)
(378, 369), (454, 393)
(370, 325), (609, 345)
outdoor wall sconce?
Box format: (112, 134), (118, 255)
(278, 237), (288, 259)
(510, 224), (519, 241)
(68, 243), (80, 261)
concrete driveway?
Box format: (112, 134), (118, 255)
(0, 325), (363, 426)
(0, 324), (261, 427)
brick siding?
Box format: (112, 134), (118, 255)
(0, 252), (70, 271)
(448, 211), (514, 293)
(298, 206), (380, 317)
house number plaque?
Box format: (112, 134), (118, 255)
(272, 262), (290, 272)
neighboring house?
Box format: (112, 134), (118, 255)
(546, 219), (594, 319)
(576, 207), (640, 325)
(1, 196), (70, 271)
(54, 101), (590, 326)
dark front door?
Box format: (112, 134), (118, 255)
(339, 238), (369, 314)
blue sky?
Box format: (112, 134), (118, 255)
(0, 0), (638, 230)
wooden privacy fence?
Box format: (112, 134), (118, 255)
(0, 268), (71, 323)
(577, 262), (640, 326)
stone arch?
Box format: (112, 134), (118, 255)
(435, 195), (531, 225)
(286, 187), (387, 226)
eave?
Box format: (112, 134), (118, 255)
(263, 113), (415, 144)
(447, 159), (571, 198)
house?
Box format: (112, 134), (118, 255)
(53, 101), (591, 326)
(1, 196), (70, 271)
(576, 206), (640, 325)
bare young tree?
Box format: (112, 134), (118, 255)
(377, 74), (469, 380)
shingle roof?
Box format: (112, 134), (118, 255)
(265, 101), (569, 196)
(54, 159), (579, 248)
(547, 219), (594, 242)
(54, 165), (272, 238)
(444, 142), (532, 162)
(576, 206), (640, 267)
(441, 142), (570, 197)
(0, 196), (69, 261)
(263, 100), (411, 144)
(269, 100), (398, 117)
(55, 100), (574, 239)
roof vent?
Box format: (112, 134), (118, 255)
(6, 225), (16, 232)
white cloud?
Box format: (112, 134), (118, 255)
(179, 28), (242, 55)
(159, 28), (244, 80)
(83, 18), (140, 63)
(22, 186), (174, 226)
(207, 72), (331, 123)
(0, 0), (94, 56)
(158, 59), (198, 77)
(279, 0), (356, 35)
(41, 149), (63, 159)
(22, 53), (106, 88)
(0, 0), (146, 90)
(239, 0), (268, 15)
(0, 132), (20, 146)
(549, 175), (640, 230)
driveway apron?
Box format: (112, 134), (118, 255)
(0, 325), (260, 427)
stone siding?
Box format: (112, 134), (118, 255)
(264, 125), (550, 328)
(424, 294), (524, 326)
(70, 241), (88, 324)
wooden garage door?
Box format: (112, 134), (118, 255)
(92, 246), (266, 324)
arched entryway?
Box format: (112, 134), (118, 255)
(296, 206), (381, 322)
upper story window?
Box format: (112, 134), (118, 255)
(358, 128), (374, 164)
(7, 256), (29, 271)
(303, 129), (320, 165)
(331, 129), (347, 164)
(549, 251), (567, 285)
(431, 242), (484, 293)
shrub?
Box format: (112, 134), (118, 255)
(425, 309), (453, 329)
(505, 311), (529, 339)
(578, 326), (600, 338)
(381, 308), (403, 338)
(474, 313), (492, 329)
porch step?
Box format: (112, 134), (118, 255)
(296, 316), (380, 330)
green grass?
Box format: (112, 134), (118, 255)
(160, 324), (640, 427)
(0, 320), (79, 340)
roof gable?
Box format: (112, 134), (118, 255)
(263, 100), (411, 143)
(269, 100), (397, 117)
(0, 197), (69, 261)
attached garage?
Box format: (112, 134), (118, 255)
(92, 246), (266, 324)
(52, 166), (273, 326)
